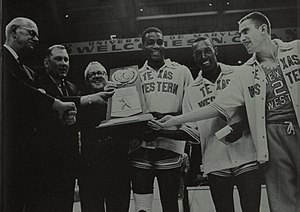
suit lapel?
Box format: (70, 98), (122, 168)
(3, 48), (35, 85)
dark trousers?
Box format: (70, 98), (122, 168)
(131, 167), (181, 212)
(24, 135), (78, 212)
(208, 169), (262, 212)
(265, 124), (300, 212)
(25, 154), (76, 212)
(79, 145), (130, 212)
(26, 176), (75, 212)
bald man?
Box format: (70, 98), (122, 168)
(2, 17), (76, 212)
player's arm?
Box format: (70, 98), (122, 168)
(149, 105), (221, 129)
(155, 129), (199, 143)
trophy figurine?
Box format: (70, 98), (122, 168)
(97, 65), (153, 128)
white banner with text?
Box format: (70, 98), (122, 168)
(65, 28), (298, 56)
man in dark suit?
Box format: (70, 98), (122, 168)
(30, 45), (114, 212)
(1, 17), (76, 212)
(26, 44), (80, 212)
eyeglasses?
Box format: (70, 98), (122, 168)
(18, 26), (39, 39)
(87, 71), (107, 78)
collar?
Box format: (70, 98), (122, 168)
(141, 58), (176, 72)
(244, 39), (294, 66)
(4, 44), (19, 61)
(192, 71), (204, 87)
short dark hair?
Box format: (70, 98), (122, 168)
(238, 12), (271, 34)
(141, 27), (163, 44)
(45, 44), (67, 58)
(192, 36), (214, 48)
(193, 36), (209, 43)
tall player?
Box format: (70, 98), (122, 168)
(130, 27), (194, 212)
(150, 12), (300, 212)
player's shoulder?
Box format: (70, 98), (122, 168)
(273, 39), (300, 52)
(219, 63), (240, 73)
(222, 62), (253, 82)
(287, 39), (300, 46)
(276, 39), (299, 46)
(165, 59), (190, 71)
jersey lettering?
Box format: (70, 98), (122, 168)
(265, 67), (292, 111)
(265, 68), (282, 85)
(142, 82), (155, 93)
(198, 96), (215, 108)
(157, 70), (173, 80)
(248, 83), (261, 98)
(142, 81), (178, 95)
(280, 54), (300, 70)
(266, 93), (292, 110)
(254, 69), (260, 80)
(199, 84), (213, 97)
(141, 71), (154, 81)
(272, 81), (285, 96)
(216, 79), (230, 90)
(285, 68), (300, 84)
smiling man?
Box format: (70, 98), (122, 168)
(130, 27), (194, 212)
(180, 36), (262, 212)
(78, 61), (131, 212)
(29, 44), (81, 212)
(84, 61), (108, 91)
(31, 46), (113, 212)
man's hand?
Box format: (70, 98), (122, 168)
(62, 107), (77, 126)
(225, 119), (249, 143)
(52, 99), (76, 120)
(148, 115), (180, 130)
(94, 90), (115, 102)
(80, 90), (115, 106)
(104, 81), (117, 92)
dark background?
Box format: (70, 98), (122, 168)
(2, 0), (299, 88)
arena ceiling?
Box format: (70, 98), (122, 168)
(2, 0), (299, 84)
(3, 0), (298, 42)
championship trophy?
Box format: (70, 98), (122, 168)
(97, 65), (153, 128)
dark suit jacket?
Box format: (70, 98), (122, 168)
(2, 47), (55, 170)
(1, 47), (56, 211)
(34, 72), (80, 177)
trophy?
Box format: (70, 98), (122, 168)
(97, 65), (153, 128)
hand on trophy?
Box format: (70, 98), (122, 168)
(104, 81), (118, 92)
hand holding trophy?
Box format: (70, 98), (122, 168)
(97, 65), (153, 128)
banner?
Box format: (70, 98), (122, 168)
(65, 27), (298, 56)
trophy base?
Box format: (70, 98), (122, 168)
(96, 113), (154, 128)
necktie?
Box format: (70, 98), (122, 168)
(61, 79), (69, 96)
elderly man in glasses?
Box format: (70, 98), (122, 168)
(77, 61), (131, 212)
(2, 17), (76, 212)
